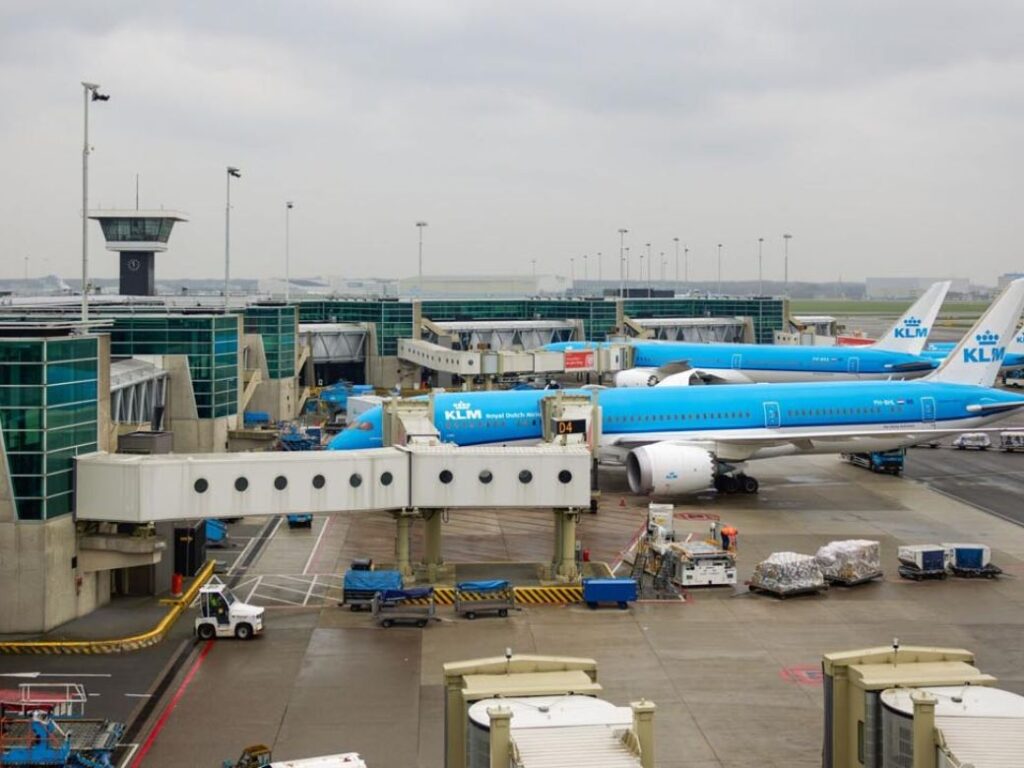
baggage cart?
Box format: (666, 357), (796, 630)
(342, 569), (403, 611)
(942, 543), (1000, 577)
(898, 545), (947, 581)
(749, 552), (828, 599)
(372, 587), (438, 628)
(453, 580), (516, 619)
(582, 578), (637, 609)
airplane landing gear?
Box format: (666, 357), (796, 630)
(714, 473), (759, 495)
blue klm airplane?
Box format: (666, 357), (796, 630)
(546, 281), (951, 386)
(330, 280), (1024, 497)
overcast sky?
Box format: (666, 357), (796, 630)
(2, 1), (1023, 285)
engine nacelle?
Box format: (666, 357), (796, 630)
(655, 370), (702, 387)
(614, 368), (660, 388)
(626, 443), (716, 496)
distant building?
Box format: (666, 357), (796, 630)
(396, 274), (569, 298)
(865, 277), (971, 299)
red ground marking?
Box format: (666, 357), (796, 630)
(131, 640), (214, 767)
(780, 664), (824, 686)
(676, 512), (721, 521)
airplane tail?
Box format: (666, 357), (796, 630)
(926, 278), (1024, 386)
(872, 281), (951, 354)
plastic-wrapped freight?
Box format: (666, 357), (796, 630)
(815, 540), (883, 585)
(750, 552), (826, 596)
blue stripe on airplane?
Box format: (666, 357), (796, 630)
(545, 340), (936, 374)
(327, 381), (1024, 450)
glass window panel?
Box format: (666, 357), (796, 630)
(0, 408), (43, 430)
(13, 475), (43, 497)
(5, 430), (44, 451)
(0, 387), (43, 407)
(7, 453), (44, 475)
(46, 493), (71, 518)
(16, 498), (43, 520)
(0, 365), (43, 386)
(0, 342), (44, 364)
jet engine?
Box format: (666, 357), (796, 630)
(625, 443), (716, 496)
(613, 368), (660, 387)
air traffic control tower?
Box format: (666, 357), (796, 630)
(89, 210), (188, 295)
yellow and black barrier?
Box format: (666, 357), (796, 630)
(0, 560), (216, 656)
(402, 585), (583, 606)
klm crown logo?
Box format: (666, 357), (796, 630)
(894, 316), (927, 338)
(963, 329), (1004, 364)
(444, 400), (482, 421)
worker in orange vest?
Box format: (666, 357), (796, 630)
(721, 525), (738, 551)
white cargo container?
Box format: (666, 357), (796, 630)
(897, 545), (946, 572)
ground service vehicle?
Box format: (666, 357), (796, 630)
(953, 433), (991, 450)
(196, 580), (264, 640)
(842, 450), (905, 475)
(999, 431), (1024, 452)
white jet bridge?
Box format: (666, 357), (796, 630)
(75, 439), (594, 580)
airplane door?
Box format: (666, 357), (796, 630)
(764, 402), (781, 428)
(847, 357), (860, 373)
(922, 396), (936, 423)
(731, 353), (742, 369)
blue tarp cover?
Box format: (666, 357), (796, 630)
(380, 587), (434, 601)
(455, 580), (510, 592)
(344, 570), (403, 591)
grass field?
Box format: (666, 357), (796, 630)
(790, 299), (989, 317)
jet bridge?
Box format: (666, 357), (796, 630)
(75, 443), (592, 581)
(397, 338), (629, 379)
(626, 316), (753, 343)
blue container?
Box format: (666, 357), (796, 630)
(244, 410), (271, 427)
(205, 519), (228, 545)
(951, 546), (985, 570)
(921, 549), (945, 571)
(583, 578), (638, 609)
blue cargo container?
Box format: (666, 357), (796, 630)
(583, 578), (637, 609)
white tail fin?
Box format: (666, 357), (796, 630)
(872, 281), (951, 354)
(927, 279), (1024, 386)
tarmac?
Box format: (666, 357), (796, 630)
(26, 446), (1018, 768)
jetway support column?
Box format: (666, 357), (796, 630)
(421, 508), (444, 581)
(393, 511), (413, 578)
(552, 508), (580, 581)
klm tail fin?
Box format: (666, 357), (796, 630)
(872, 281), (951, 354)
(927, 279), (1024, 386)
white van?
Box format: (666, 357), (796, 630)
(953, 433), (991, 450)
(1000, 431), (1024, 452)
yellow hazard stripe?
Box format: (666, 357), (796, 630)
(397, 585), (584, 606)
(0, 561), (216, 656)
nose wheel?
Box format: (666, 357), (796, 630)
(714, 473), (759, 494)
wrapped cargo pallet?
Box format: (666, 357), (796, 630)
(749, 552), (826, 597)
(815, 540), (883, 585)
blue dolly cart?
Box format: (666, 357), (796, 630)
(583, 578), (638, 610)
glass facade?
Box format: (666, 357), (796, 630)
(298, 300), (413, 356)
(108, 315), (239, 418)
(623, 297), (786, 344)
(298, 297), (785, 352)
(98, 217), (175, 243)
(0, 337), (99, 521)
(244, 305), (296, 379)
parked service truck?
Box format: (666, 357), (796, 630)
(841, 449), (905, 475)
